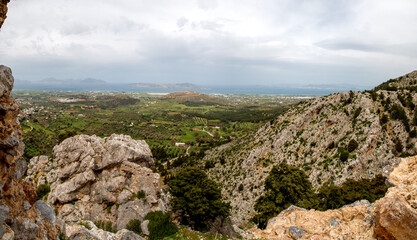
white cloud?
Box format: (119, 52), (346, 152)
(0, 0), (416, 87)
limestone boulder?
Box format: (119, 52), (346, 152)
(25, 134), (169, 231)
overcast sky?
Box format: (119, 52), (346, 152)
(1, 0), (417, 87)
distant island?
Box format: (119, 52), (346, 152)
(129, 83), (208, 90)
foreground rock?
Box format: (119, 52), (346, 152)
(251, 155), (417, 239)
(27, 134), (169, 230)
(66, 220), (145, 240)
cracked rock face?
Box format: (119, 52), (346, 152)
(0, 64), (58, 238)
(251, 155), (417, 240)
(27, 134), (169, 230)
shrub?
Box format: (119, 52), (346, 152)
(339, 148), (349, 162)
(390, 104), (410, 132)
(410, 129), (417, 138)
(380, 114), (388, 124)
(167, 167), (230, 231)
(136, 190), (146, 200)
(318, 174), (388, 210)
(204, 160), (215, 169)
(353, 108), (361, 119)
(94, 220), (117, 233)
(251, 163), (319, 229)
(347, 139), (358, 152)
(126, 219), (142, 235)
(36, 184), (50, 200)
(144, 211), (178, 240)
(58, 129), (78, 143)
(395, 139), (403, 153)
(77, 221), (92, 230)
(58, 233), (68, 240)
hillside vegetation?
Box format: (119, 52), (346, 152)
(201, 70), (417, 226)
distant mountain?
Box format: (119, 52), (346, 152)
(38, 78), (107, 85)
(129, 82), (208, 90)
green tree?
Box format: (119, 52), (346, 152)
(167, 167), (230, 231)
(251, 163), (319, 229)
(126, 219), (142, 235)
(318, 174), (388, 210)
(347, 139), (358, 152)
(144, 211), (178, 240)
(339, 148), (349, 162)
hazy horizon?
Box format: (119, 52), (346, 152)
(1, 0), (417, 87)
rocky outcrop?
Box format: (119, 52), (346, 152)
(0, 0), (10, 29)
(374, 155), (417, 239)
(65, 221), (145, 240)
(26, 134), (169, 231)
(203, 71), (417, 225)
(0, 65), (59, 239)
(251, 155), (417, 239)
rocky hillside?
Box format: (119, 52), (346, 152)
(202, 71), (417, 226)
(26, 134), (169, 231)
(251, 155), (417, 239)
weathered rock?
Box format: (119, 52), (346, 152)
(65, 221), (145, 240)
(374, 156), (417, 239)
(251, 155), (417, 239)
(289, 226), (307, 239)
(0, 223), (14, 240)
(35, 200), (57, 226)
(25, 134), (169, 230)
(0, 205), (9, 222)
(140, 220), (149, 236)
(8, 217), (40, 240)
(117, 189), (133, 205)
(0, 64), (58, 239)
(209, 216), (239, 238)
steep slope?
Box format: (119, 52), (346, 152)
(202, 71), (417, 226)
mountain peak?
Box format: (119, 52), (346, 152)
(374, 70), (417, 91)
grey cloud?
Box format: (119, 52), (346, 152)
(316, 39), (381, 52)
(177, 17), (188, 28)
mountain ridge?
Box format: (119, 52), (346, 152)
(201, 70), (417, 226)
